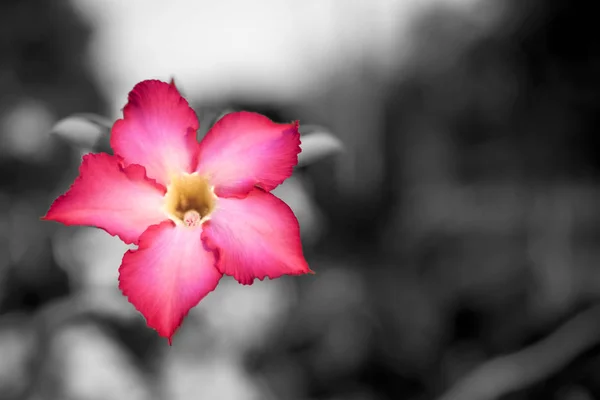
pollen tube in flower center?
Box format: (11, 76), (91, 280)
(163, 173), (216, 227)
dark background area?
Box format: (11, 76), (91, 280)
(1, 0), (600, 399)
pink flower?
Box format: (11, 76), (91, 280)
(43, 80), (313, 343)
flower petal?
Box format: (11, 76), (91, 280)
(196, 111), (301, 197)
(110, 80), (200, 185)
(119, 221), (222, 343)
(43, 153), (167, 244)
(202, 188), (312, 285)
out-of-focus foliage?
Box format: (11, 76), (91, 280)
(1, 1), (106, 399)
(2, 0), (600, 399)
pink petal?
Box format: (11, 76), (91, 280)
(119, 221), (222, 343)
(110, 80), (200, 186)
(196, 111), (301, 197)
(43, 153), (167, 244)
(202, 188), (312, 285)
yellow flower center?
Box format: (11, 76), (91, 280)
(163, 173), (216, 227)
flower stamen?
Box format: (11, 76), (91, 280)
(163, 173), (216, 227)
(183, 210), (201, 227)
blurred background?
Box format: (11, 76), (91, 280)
(1, 0), (600, 399)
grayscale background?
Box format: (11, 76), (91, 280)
(1, 0), (599, 399)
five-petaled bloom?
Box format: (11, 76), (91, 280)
(43, 80), (313, 343)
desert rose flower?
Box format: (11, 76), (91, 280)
(43, 80), (313, 343)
